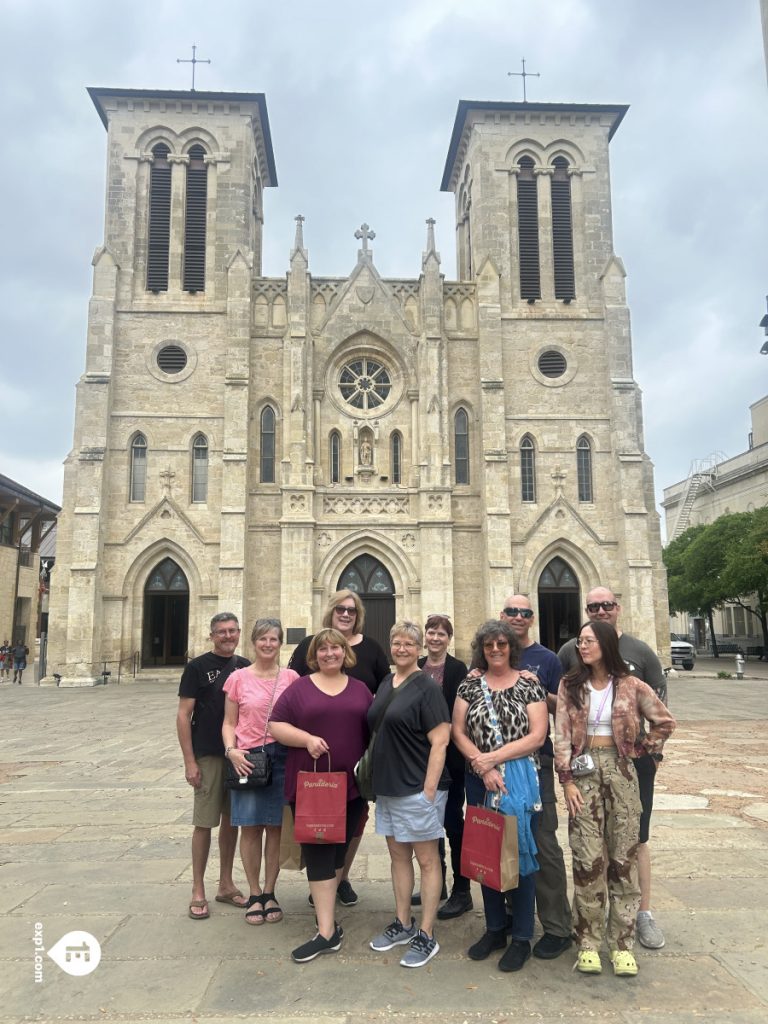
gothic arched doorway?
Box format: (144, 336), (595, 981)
(337, 554), (396, 654)
(537, 556), (581, 652)
(142, 557), (189, 666)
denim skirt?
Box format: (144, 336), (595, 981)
(229, 742), (287, 827)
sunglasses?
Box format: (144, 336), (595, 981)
(334, 606), (357, 616)
(483, 639), (510, 650)
(502, 607), (534, 619)
(586, 601), (617, 613)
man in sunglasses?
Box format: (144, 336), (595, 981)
(499, 595), (572, 960)
(557, 586), (668, 950)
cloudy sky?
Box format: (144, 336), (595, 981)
(1, 0), (766, 536)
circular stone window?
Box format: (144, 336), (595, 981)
(339, 358), (392, 410)
(537, 350), (567, 378)
(157, 345), (188, 374)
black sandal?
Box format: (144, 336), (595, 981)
(245, 893), (266, 925)
(261, 892), (283, 923)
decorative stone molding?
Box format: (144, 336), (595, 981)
(324, 495), (408, 516)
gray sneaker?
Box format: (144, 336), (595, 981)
(370, 917), (417, 951)
(400, 929), (440, 968)
(636, 911), (665, 949)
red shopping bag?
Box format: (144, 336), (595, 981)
(294, 755), (348, 844)
(461, 803), (519, 892)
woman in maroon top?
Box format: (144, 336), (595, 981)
(270, 628), (372, 963)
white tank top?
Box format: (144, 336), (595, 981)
(587, 680), (613, 736)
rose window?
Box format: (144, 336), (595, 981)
(339, 358), (391, 410)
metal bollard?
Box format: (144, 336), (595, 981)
(735, 653), (745, 679)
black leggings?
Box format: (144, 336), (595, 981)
(292, 796), (367, 881)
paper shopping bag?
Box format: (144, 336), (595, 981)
(294, 756), (348, 844)
(461, 804), (519, 892)
(278, 804), (304, 870)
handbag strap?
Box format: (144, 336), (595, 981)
(368, 670), (421, 744)
(312, 752), (332, 772)
(479, 676), (505, 750)
(260, 671), (281, 746)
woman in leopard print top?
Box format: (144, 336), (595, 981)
(452, 619), (547, 973)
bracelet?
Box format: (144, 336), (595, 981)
(225, 746), (234, 758)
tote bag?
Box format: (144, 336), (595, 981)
(461, 800), (519, 892)
(294, 755), (348, 844)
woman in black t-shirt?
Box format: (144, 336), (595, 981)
(367, 621), (451, 969)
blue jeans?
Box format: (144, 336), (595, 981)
(465, 771), (539, 941)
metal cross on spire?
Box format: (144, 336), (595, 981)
(508, 59), (540, 102)
(177, 45), (211, 92)
(355, 223), (376, 253)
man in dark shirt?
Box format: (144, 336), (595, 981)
(558, 586), (668, 950)
(176, 612), (250, 919)
(501, 594), (572, 960)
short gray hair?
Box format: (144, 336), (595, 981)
(210, 612), (239, 632)
(390, 620), (423, 647)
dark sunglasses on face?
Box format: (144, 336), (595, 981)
(502, 607), (534, 619)
(334, 606), (357, 616)
(586, 601), (618, 613)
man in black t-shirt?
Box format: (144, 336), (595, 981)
(176, 612), (250, 919)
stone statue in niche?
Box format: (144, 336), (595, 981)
(360, 438), (373, 466)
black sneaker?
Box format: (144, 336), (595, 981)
(533, 932), (572, 959)
(336, 879), (358, 906)
(498, 938), (531, 973)
(437, 888), (473, 920)
(291, 925), (343, 963)
(467, 929), (507, 961)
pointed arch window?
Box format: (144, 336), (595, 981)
(551, 157), (575, 301)
(260, 406), (276, 483)
(183, 144), (208, 292)
(330, 431), (341, 484)
(520, 435), (536, 503)
(454, 408), (470, 485)
(130, 433), (147, 502)
(147, 143), (171, 292)
(576, 435), (593, 502)
(390, 431), (403, 485)
(517, 157), (540, 301)
(191, 433), (209, 503)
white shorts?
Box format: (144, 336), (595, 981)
(374, 789), (448, 843)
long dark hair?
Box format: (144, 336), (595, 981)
(562, 620), (629, 709)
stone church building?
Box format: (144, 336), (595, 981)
(46, 86), (668, 682)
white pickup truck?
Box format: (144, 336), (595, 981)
(670, 632), (696, 671)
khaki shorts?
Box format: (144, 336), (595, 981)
(192, 756), (231, 828)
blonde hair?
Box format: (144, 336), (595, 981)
(321, 589), (365, 632)
(390, 619), (423, 647)
(306, 628), (358, 671)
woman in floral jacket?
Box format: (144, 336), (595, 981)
(555, 619), (675, 978)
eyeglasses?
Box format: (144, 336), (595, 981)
(576, 638), (599, 648)
(392, 641), (418, 650)
(212, 628), (240, 637)
(334, 606), (357, 616)
(483, 639), (510, 650)
(502, 607), (534, 619)
(586, 601), (617, 613)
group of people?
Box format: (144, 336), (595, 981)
(0, 640), (29, 683)
(176, 585), (675, 977)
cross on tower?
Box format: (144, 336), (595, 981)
(507, 59), (540, 102)
(355, 223), (376, 253)
(177, 45), (211, 92)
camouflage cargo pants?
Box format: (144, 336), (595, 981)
(568, 747), (641, 952)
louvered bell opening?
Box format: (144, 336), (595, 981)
(147, 153), (171, 292)
(551, 166), (575, 301)
(156, 345), (188, 374)
(517, 173), (540, 301)
(538, 350), (567, 378)
(183, 150), (207, 292)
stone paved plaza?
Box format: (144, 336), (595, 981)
(1, 669), (767, 1023)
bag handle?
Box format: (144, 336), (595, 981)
(312, 752), (332, 772)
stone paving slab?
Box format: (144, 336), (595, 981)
(0, 678), (766, 1023)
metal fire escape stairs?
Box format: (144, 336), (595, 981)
(670, 454), (725, 541)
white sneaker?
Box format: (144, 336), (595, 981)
(636, 911), (665, 948)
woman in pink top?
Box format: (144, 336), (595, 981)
(223, 618), (298, 925)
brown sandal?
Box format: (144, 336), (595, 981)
(188, 898), (209, 920)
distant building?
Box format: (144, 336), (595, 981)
(0, 474), (60, 653)
(46, 87), (668, 684)
(662, 395), (768, 649)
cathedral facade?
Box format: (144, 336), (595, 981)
(46, 87), (668, 682)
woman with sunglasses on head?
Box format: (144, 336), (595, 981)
(554, 619), (675, 978)
(451, 619), (548, 973)
(288, 590), (390, 907)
